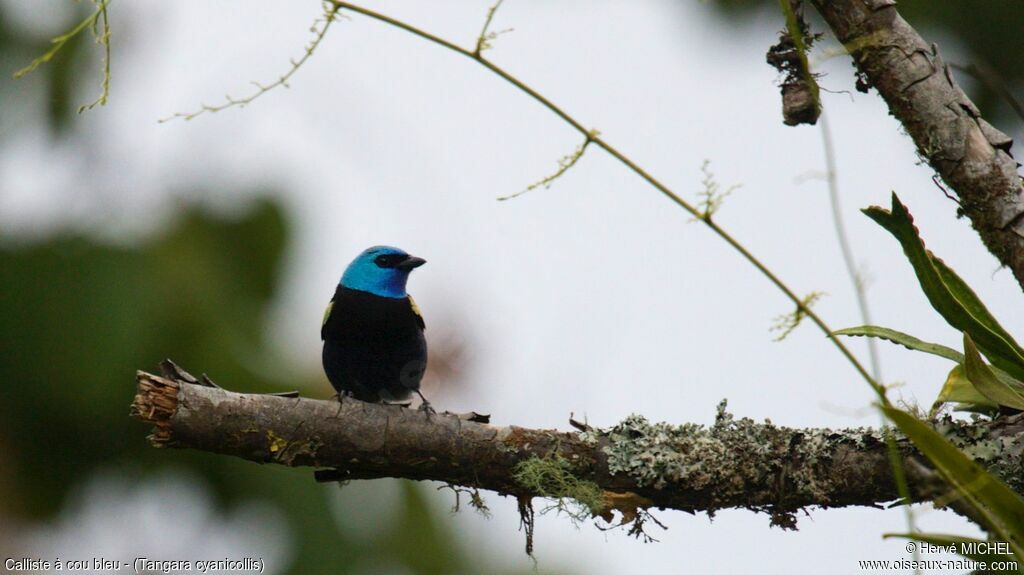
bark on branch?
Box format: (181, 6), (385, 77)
(130, 366), (1024, 529)
(805, 0), (1024, 290)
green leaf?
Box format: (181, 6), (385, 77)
(884, 533), (1017, 572)
(834, 325), (963, 363)
(882, 407), (1024, 560)
(836, 325), (1024, 410)
(932, 364), (997, 414)
(964, 334), (1024, 410)
(933, 257), (1021, 354)
(864, 193), (1024, 380)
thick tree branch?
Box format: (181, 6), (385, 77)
(808, 0), (1024, 290)
(131, 367), (1024, 528)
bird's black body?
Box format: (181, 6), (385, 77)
(321, 286), (427, 402)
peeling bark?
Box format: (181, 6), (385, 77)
(131, 368), (1024, 526)
(807, 0), (1024, 289)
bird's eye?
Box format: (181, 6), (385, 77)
(374, 254), (403, 268)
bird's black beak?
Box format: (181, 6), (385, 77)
(397, 255), (426, 270)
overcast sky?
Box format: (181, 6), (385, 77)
(4, 1), (1022, 573)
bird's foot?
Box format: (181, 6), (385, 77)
(415, 389), (436, 415)
(334, 390), (356, 403)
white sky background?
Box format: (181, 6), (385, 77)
(4, 0), (1023, 573)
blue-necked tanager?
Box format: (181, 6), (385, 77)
(321, 246), (431, 410)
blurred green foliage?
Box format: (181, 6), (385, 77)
(0, 199), (530, 574)
(0, 200), (288, 516)
(707, 0), (1024, 126)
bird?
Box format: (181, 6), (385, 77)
(321, 245), (431, 411)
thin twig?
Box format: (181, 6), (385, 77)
(500, 130), (597, 201)
(160, 2), (342, 123)
(771, 291), (826, 341)
(820, 113), (915, 547)
(820, 112), (881, 380)
(14, 0), (113, 113)
(805, 15), (914, 544)
(691, 160), (740, 222)
(78, 0), (112, 113)
(473, 0), (510, 57)
(13, 0), (112, 79)
(326, 0), (885, 400)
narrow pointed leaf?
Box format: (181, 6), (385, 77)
(964, 334), (1024, 410)
(932, 364), (997, 414)
(834, 325), (963, 362)
(883, 406), (1024, 559)
(933, 256), (1021, 352)
(836, 325), (1024, 399)
(863, 193), (1024, 380)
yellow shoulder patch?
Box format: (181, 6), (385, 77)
(322, 301), (334, 327)
(408, 295), (422, 318)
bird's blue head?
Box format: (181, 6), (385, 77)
(339, 245), (426, 298)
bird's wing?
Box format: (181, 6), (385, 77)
(320, 300), (334, 340)
(408, 295), (425, 330)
